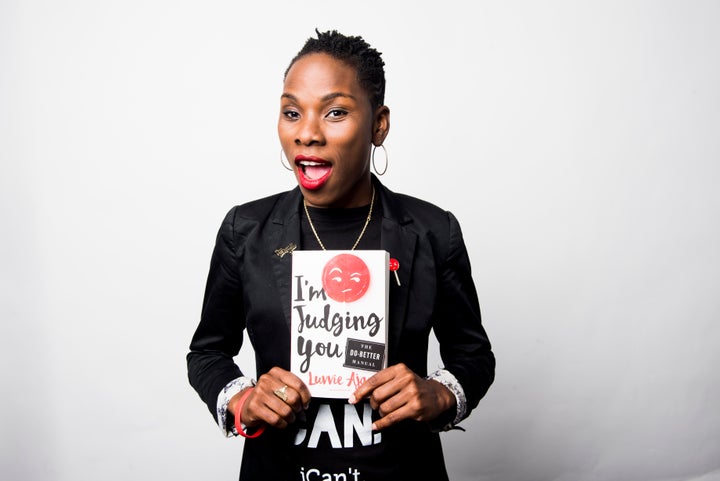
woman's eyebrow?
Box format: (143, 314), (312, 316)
(280, 92), (357, 102)
(321, 92), (356, 102)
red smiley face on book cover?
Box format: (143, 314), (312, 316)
(321, 253), (370, 303)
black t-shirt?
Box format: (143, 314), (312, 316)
(290, 398), (404, 480)
(300, 201), (382, 252)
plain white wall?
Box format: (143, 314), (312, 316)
(2, 1), (719, 480)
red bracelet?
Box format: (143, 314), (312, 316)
(234, 387), (266, 438)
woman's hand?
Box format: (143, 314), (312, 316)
(229, 367), (311, 430)
(348, 363), (456, 431)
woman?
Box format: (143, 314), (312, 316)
(188, 30), (495, 481)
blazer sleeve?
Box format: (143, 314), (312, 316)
(432, 211), (495, 415)
(187, 207), (247, 419)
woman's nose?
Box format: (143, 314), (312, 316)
(295, 116), (324, 146)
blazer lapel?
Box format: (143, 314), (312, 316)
(377, 181), (417, 358)
(268, 188), (303, 329)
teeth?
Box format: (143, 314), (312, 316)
(299, 160), (326, 166)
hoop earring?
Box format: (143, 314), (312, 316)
(280, 149), (293, 171)
(372, 144), (388, 176)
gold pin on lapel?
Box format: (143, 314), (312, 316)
(274, 242), (297, 258)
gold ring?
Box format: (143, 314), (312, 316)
(273, 385), (289, 402)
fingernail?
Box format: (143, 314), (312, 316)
(372, 422), (378, 431)
(348, 394), (356, 404)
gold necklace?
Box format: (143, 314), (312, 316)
(303, 186), (375, 251)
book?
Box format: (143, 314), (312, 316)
(290, 250), (390, 398)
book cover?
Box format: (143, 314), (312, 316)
(290, 250), (390, 398)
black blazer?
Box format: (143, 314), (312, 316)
(187, 178), (495, 479)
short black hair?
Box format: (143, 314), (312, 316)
(285, 29), (386, 110)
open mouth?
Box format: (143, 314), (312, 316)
(296, 157), (332, 190)
(298, 160), (332, 180)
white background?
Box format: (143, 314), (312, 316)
(2, 1), (719, 480)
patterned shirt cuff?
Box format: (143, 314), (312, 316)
(427, 369), (467, 430)
(216, 376), (256, 437)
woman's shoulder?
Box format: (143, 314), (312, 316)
(390, 191), (448, 215)
(229, 190), (295, 217)
(381, 185), (460, 231)
(382, 187), (469, 265)
(219, 188), (300, 236)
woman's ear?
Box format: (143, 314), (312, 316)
(372, 106), (390, 146)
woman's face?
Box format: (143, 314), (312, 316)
(279, 53), (389, 208)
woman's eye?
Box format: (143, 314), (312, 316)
(327, 109), (347, 119)
(283, 110), (299, 119)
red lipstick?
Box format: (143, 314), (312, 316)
(295, 155), (332, 190)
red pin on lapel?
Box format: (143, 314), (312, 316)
(389, 258), (401, 286)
